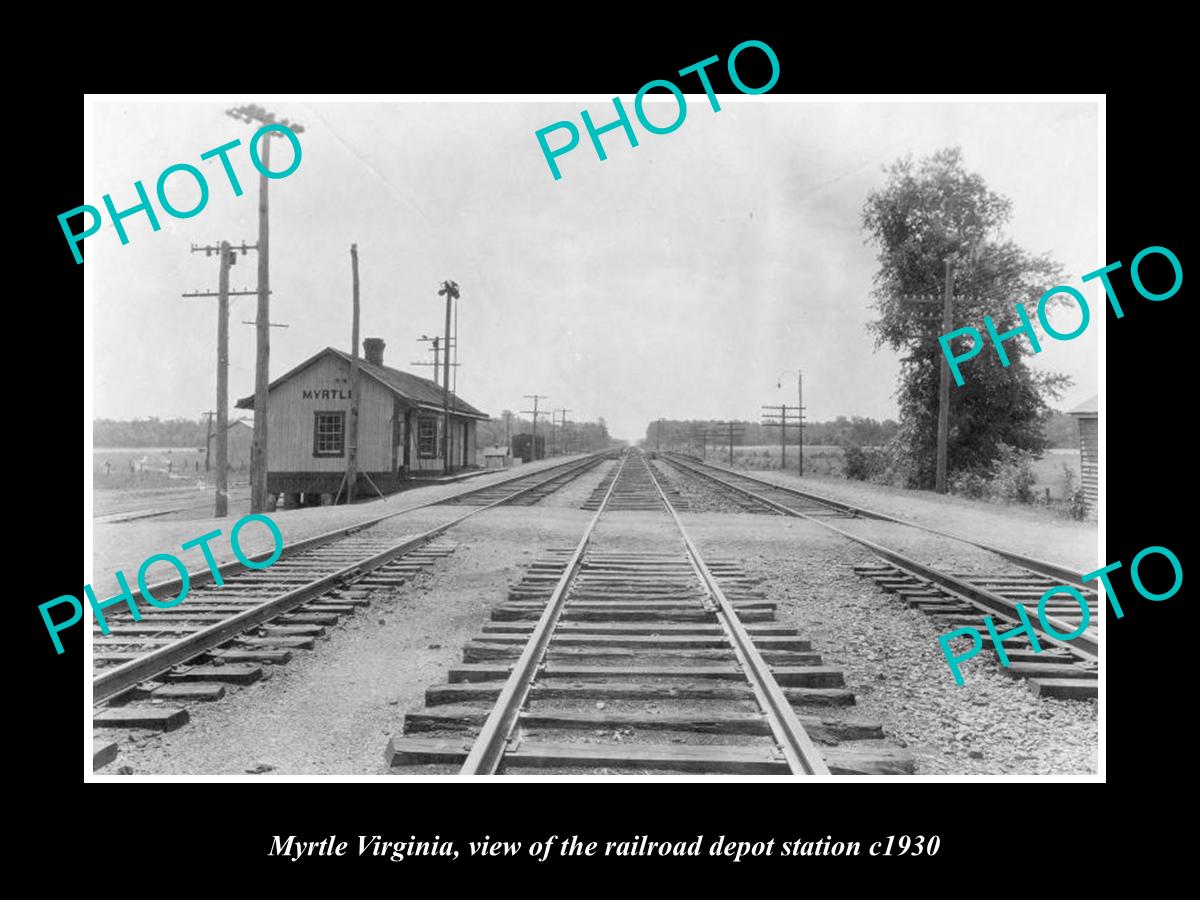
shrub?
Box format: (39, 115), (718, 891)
(948, 469), (990, 499)
(989, 443), (1037, 503)
(1061, 463), (1089, 520)
(842, 441), (886, 481)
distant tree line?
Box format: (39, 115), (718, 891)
(639, 417), (900, 450)
(477, 412), (618, 453)
(94, 417), (209, 447)
(639, 411), (1077, 453)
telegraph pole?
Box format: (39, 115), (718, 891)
(557, 409), (572, 455)
(184, 240), (258, 516)
(226, 105), (306, 513)
(762, 404), (800, 471)
(413, 335), (458, 385)
(346, 244), (361, 503)
(522, 395), (548, 460)
(935, 260), (956, 494)
(202, 410), (216, 472)
(438, 281), (460, 473)
(777, 369), (806, 476)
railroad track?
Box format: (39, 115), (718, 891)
(385, 449), (915, 775)
(91, 452), (610, 770)
(445, 452), (619, 505)
(656, 451), (1099, 698)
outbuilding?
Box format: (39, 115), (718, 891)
(235, 337), (488, 504)
(225, 418), (254, 472)
(1068, 394), (1098, 515)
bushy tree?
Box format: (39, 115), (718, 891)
(861, 148), (1071, 489)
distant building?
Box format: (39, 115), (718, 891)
(483, 446), (510, 469)
(225, 419), (254, 471)
(235, 337), (488, 503)
(512, 433), (545, 463)
(1068, 395), (1097, 515)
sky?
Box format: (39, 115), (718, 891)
(87, 98), (1099, 442)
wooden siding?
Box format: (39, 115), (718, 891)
(266, 354), (394, 473)
(1077, 415), (1098, 511)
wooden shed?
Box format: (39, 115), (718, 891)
(235, 338), (488, 502)
(1068, 395), (1098, 515)
(225, 419), (254, 472)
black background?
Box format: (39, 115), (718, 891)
(23, 19), (1186, 886)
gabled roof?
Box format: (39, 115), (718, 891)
(1068, 395), (1098, 417)
(235, 347), (489, 419)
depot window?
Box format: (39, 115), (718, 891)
(418, 418), (437, 458)
(313, 411), (346, 458)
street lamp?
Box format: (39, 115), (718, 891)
(777, 369), (803, 476)
(224, 104), (305, 514)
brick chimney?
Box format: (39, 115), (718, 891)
(363, 337), (386, 367)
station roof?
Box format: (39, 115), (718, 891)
(1068, 395), (1098, 417)
(235, 347), (489, 419)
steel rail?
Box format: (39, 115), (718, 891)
(641, 453), (831, 776)
(105, 451), (612, 614)
(459, 453), (631, 775)
(661, 451), (1088, 585)
(661, 453), (1097, 660)
(93, 452), (615, 706)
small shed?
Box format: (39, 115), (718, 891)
(483, 446), (509, 470)
(1068, 395), (1098, 515)
(225, 419), (254, 472)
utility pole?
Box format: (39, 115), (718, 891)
(346, 244), (361, 503)
(202, 410), (216, 472)
(437, 280), (460, 473)
(184, 240), (258, 517)
(560, 412), (572, 455)
(226, 104), (306, 514)
(935, 259), (956, 494)
(522, 395), (548, 460)
(762, 404), (800, 471)
(777, 369), (806, 476)
(554, 408), (571, 457)
(798, 372), (805, 476)
(413, 335), (458, 385)
(656, 419), (662, 451)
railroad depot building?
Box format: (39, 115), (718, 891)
(235, 337), (488, 503)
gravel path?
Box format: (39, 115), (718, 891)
(685, 513), (1098, 775)
(99, 506), (593, 775)
(711, 464), (1098, 572)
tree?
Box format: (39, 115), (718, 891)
(861, 148), (1072, 489)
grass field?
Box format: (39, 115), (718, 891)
(717, 444), (852, 477)
(93, 447), (250, 490)
(1028, 448), (1082, 501)
(707, 443), (1082, 502)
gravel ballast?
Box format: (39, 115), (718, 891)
(98, 506), (594, 775)
(685, 513), (1098, 775)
